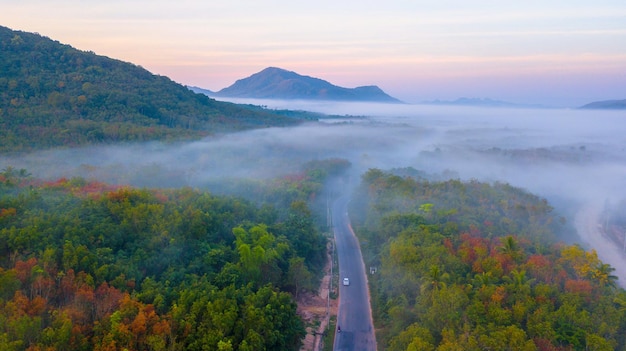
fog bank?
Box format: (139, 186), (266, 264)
(2, 101), (626, 285)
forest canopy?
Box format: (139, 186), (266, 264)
(350, 169), (626, 351)
(0, 160), (351, 350)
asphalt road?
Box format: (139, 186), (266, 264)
(332, 195), (377, 351)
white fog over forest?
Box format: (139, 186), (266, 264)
(2, 101), (626, 285)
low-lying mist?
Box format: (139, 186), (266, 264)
(3, 100), (626, 285)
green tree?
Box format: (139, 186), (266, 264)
(593, 262), (618, 288)
(286, 256), (313, 299)
(233, 225), (288, 287)
(420, 265), (449, 296)
(503, 269), (535, 302)
(476, 325), (537, 351)
(388, 323), (435, 351)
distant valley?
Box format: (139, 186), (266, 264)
(3, 24), (622, 155)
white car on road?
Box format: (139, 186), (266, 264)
(343, 277), (350, 286)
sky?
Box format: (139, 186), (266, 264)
(2, 0), (626, 107)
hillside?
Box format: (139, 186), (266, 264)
(0, 26), (301, 152)
(579, 99), (626, 110)
(211, 67), (402, 103)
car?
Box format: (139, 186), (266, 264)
(343, 277), (350, 286)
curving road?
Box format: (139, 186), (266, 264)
(332, 195), (377, 351)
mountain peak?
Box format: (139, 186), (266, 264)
(253, 67), (299, 80)
(259, 66), (295, 75)
(215, 67), (401, 103)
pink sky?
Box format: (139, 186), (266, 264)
(2, 0), (626, 107)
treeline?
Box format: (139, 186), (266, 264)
(0, 25), (303, 153)
(350, 169), (626, 351)
(0, 160), (349, 350)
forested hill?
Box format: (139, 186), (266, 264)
(0, 25), (301, 152)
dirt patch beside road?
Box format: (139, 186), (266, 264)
(298, 242), (338, 351)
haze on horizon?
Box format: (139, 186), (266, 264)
(2, 0), (626, 107)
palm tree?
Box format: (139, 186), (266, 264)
(472, 271), (496, 288)
(420, 265), (449, 296)
(594, 262), (618, 288)
(504, 269), (535, 299)
(499, 235), (522, 263)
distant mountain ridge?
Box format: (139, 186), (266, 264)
(579, 99), (626, 110)
(207, 67), (402, 103)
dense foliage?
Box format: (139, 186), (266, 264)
(0, 25), (302, 152)
(0, 162), (345, 350)
(350, 169), (626, 351)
